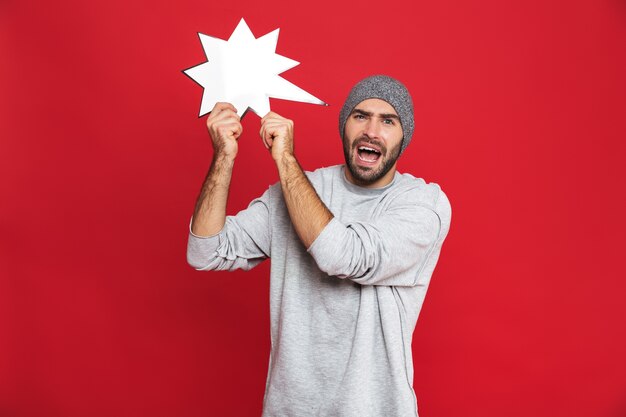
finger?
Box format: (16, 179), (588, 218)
(207, 107), (238, 128)
(212, 102), (238, 115)
(260, 118), (276, 137)
(209, 121), (239, 141)
(260, 122), (276, 149)
(268, 123), (289, 140)
(261, 111), (289, 123)
(208, 113), (242, 135)
(261, 117), (282, 131)
(258, 122), (268, 149)
(264, 124), (279, 142)
(214, 121), (242, 140)
(209, 108), (240, 125)
(228, 122), (243, 140)
(261, 117), (292, 134)
(235, 121), (244, 138)
(262, 134), (271, 149)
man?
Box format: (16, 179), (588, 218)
(187, 75), (451, 416)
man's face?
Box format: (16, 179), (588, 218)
(342, 98), (404, 188)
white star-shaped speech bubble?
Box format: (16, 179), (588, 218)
(183, 18), (326, 118)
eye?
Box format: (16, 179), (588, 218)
(383, 118), (395, 125)
(353, 113), (366, 120)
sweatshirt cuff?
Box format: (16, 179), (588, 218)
(307, 217), (346, 273)
(188, 217), (223, 239)
(187, 217), (221, 269)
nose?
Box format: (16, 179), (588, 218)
(363, 118), (381, 139)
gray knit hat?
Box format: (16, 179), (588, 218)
(339, 75), (414, 155)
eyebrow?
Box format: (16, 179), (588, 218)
(351, 108), (400, 120)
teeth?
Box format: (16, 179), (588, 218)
(359, 146), (380, 153)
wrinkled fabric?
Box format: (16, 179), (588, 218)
(187, 165), (451, 417)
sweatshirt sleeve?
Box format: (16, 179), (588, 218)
(307, 186), (451, 287)
(186, 188), (271, 271)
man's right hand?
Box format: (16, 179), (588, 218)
(206, 102), (242, 159)
(191, 103), (241, 237)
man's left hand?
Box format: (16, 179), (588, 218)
(260, 112), (295, 162)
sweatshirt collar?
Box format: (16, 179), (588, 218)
(340, 165), (398, 195)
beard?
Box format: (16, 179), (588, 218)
(342, 135), (402, 186)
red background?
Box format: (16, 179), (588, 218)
(1, 0), (626, 416)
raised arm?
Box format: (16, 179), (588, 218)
(307, 187), (451, 286)
(259, 112), (451, 287)
(191, 102), (242, 237)
(259, 112), (333, 248)
(188, 103), (272, 272)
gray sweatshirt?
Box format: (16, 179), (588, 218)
(187, 165), (451, 417)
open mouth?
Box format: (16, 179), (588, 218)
(357, 145), (382, 163)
